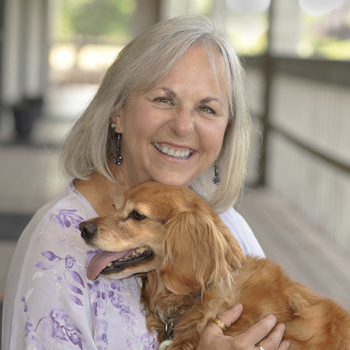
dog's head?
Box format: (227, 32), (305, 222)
(80, 181), (246, 294)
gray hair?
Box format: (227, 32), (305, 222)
(60, 14), (251, 213)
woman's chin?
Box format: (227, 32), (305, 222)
(151, 174), (194, 188)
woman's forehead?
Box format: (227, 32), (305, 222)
(143, 44), (229, 96)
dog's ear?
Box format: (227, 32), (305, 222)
(160, 209), (246, 295)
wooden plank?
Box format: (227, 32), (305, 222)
(238, 187), (350, 311)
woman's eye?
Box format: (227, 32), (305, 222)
(129, 210), (147, 221)
(154, 97), (173, 105)
(197, 105), (215, 114)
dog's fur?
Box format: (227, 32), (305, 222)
(80, 181), (350, 349)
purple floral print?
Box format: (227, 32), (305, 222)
(36, 251), (85, 306)
(51, 209), (85, 230)
(5, 185), (157, 349)
(34, 309), (84, 349)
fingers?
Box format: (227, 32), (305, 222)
(226, 314), (289, 350)
(256, 323), (291, 350)
(209, 303), (244, 334)
(279, 340), (291, 349)
(240, 314), (279, 345)
(197, 304), (244, 350)
(199, 304), (290, 350)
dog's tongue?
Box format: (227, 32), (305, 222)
(87, 250), (130, 280)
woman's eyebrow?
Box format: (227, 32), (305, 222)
(158, 87), (222, 105)
(159, 87), (176, 98)
(200, 96), (221, 104)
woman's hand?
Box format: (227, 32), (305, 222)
(197, 304), (291, 350)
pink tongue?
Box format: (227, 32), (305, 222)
(87, 250), (131, 280)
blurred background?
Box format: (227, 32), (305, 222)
(1, 0), (350, 341)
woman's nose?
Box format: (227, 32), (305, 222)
(169, 109), (195, 137)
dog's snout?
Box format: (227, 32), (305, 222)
(80, 221), (98, 240)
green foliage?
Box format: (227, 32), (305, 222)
(54, 0), (136, 38)
(314, 39), (350, 60)
(299, 10), (350, 60)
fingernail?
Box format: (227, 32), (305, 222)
(285, 340), (291, 348)
(266, 315), (277, 327)
(232, 303), (243, 311)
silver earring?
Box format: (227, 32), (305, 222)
(113, 133), (123, 165)
(212, 162), (221, 185)
(111, 123), (117, 128)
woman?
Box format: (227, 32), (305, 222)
(3, 15), (290, 349)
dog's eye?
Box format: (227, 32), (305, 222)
(129, 210), (147, 221)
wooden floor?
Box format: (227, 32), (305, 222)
(1, 85), (349, 344)
(238, 188), (350, 310)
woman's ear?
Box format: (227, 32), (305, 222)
(111, 113), (123, 133)
(160, 209), (246, 295)
(225, 119), (232, 132)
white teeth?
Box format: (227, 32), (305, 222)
(154, 143), (193, 159)
(168, 149), (175, 156)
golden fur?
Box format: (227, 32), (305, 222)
(81, 181), (350, 349)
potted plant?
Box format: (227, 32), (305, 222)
(12, 96), (43, 141)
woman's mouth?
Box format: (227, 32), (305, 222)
(153, 142), (194, 160)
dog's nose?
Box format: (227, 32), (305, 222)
(79, 221), (98, 240)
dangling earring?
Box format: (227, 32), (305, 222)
(212, 161), (221, 185)
(114, 133), (123, 165)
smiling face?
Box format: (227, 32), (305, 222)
(112, 45), (229, 188)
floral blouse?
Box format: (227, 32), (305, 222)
(2, 182), (264, 350)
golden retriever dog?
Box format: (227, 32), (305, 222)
(80, 181), (350, 349)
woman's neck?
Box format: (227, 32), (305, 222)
(74, 171), (129, 216)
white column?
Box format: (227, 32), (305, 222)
(270, 0), (301, 56)
(2, 0), (22, 103)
